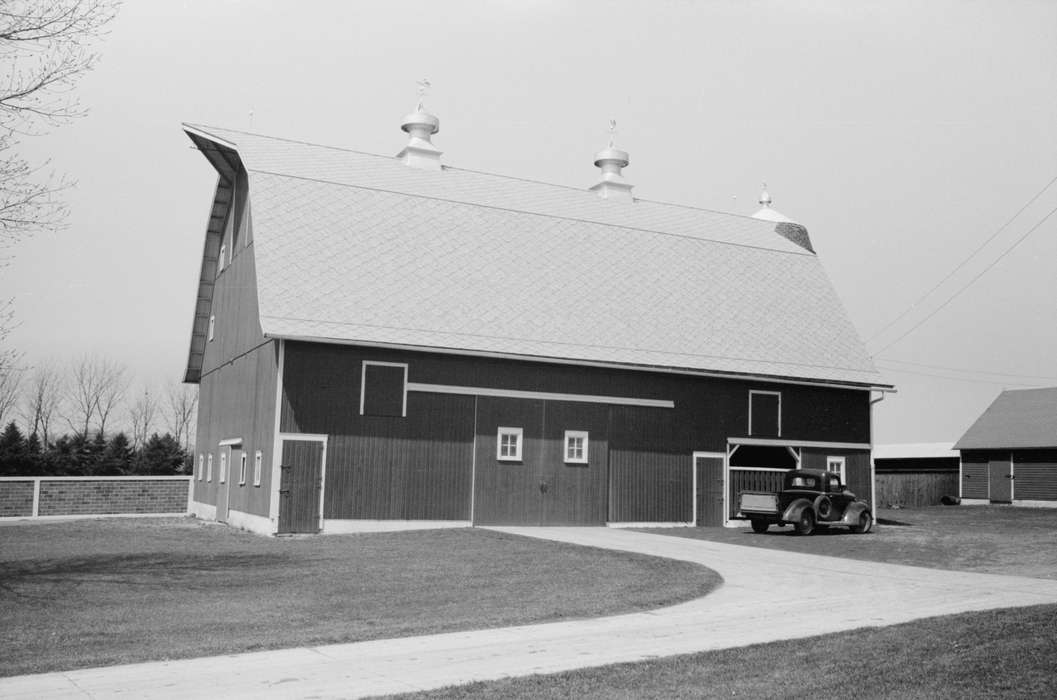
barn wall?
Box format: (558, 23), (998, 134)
(1013, 449), (1057, 501)
(875, 473), (961, 507)
(801, 449), (873, 509)
(193, 339), (278, 520)
(278, 342), (872, 524)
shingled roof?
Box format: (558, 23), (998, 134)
(954, 387), (1057, 450)
(183, 123), (889, 389)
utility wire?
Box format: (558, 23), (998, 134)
(867, 173), (1057, 344)
(875, 358), (1057, 381)
(872, 202), (1057, 357)
(877, 365), (1049, 387)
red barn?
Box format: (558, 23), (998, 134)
(181, 103), (891, 535)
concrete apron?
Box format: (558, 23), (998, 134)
(5, 527), (1057, 699)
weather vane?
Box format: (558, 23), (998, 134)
(608, 118), (617, 148)
(416, 78), (431, 111)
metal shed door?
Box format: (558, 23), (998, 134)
(277, 439), (324, 534)
(989, 456), (1013, 503)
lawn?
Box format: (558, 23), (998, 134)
(0, 517), (719, 677)
(644, 504), (1057, 579)
(391, 505), (1057, 699)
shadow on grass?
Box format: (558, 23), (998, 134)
(0, 552), (289, 600)
(876, 518), (916, 527)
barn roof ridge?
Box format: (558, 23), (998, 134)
(183, 122), (809, 230)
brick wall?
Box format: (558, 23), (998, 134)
(0, 478), (190, 518)
(0, 480), (34, 517)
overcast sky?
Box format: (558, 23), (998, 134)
(4, 0), (1056, 444)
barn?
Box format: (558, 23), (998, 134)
(181, 101), (892, 535)
(955, 387), (1057, 506)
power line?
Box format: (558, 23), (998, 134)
(876, 365), (1049, 387)
(875, 358), (1057, 382)
(872, 201), (1057, 357)
(867, 172), (1057, 344)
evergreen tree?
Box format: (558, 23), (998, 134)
(0, 421), (27, 475)
(24, 432), (43, 475)
(134, 433), (187, 475)
(100, 432), (133, 475)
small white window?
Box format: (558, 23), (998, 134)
(206, 454), (213, 482)
(219, 451), (228, 483)
(239, 452), (248, 485)
(197, 454), (204, 481)
(564, 430), (589, 464)
(218, 244), (227, 273)
(208, 315), (216, 341)
(253, 450), (263, 487)
(497, 427), (523, 461)
(827, 456), (847, 484)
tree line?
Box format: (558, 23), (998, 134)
(0, 355), (197, 476)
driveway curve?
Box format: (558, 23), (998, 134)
(4, 527), (1057, 699)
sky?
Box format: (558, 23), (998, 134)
(4, 0), (1056, 444)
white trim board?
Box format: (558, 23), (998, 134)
(323, 519), (472, 534)
(728, 437), (871, 450)
(606, 522), (693, 528)
(407, 382), (674, 408)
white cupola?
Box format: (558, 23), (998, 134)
(589, 120), (633, 201)
(750, 182), (815, 252)
(751, 182), (796, 223)
(396, 79), (443, 171)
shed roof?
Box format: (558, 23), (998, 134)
(954, 387), (1057, 450)
(183, 124), (889, 389)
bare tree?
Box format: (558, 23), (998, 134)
(66, 354), (126, 435)
(0, 357), (23, 426)
(128, 384), (157, 449)
(1, 1), (121, 249)
(20, 361), (62, 444)
(164, 381), (197, 452)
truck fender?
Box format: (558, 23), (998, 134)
(840, 501), (870, 526)
(781, 498), (813, 524)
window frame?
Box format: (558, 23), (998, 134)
(359, 361), (408, 417)
(218, 243), (227, 274)
(219, 451), (227, 484)
(206, 453), (213, 482)
(563, 430), (589, 464)
(826, 456), (847, 484)
(208, 315), (215, 342)
(239, 452), (248, 486)
(748, 389), (782, 437)
(253, 450), (263, 487)
(197, 454), (204, 481)
(496, 426), (524, 462)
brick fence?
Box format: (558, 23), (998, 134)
(0, 477), (191, 519)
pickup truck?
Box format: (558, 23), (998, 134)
(737, 468), (873, 536)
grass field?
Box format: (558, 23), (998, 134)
(0, 518), (719, 677)
(391, 505), (1057, 699)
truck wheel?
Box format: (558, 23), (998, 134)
(750, 519), (769, 534)
(849, 511), (873, 534)
(794, 510), (815, 536)
(813, 495), (832, 519)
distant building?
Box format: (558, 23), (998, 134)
(872, 443), (959, 507)
(180, 98), (891, 535)
(954, 387), (1057, 506)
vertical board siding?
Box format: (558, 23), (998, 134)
(801, 449), (873, 509)
(989, 457), (1013, 502)
(728, 469), (786, 518)
(875, 473), (961, 507)
(540, 401), (608, 525)
(473, 397), (545, 525)
(193, 340), (278, 519)
(609, 406), (690, 522)
(696, 456), (725, 526)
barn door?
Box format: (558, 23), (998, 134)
(988, 455), (1013, 503)
(539, 402), (608, 526)
(694, 452), (725, 526)
(277, 439), (325, 534)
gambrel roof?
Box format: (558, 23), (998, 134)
(954, 387), (1057, 450)
(183, 123), (889, 389)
